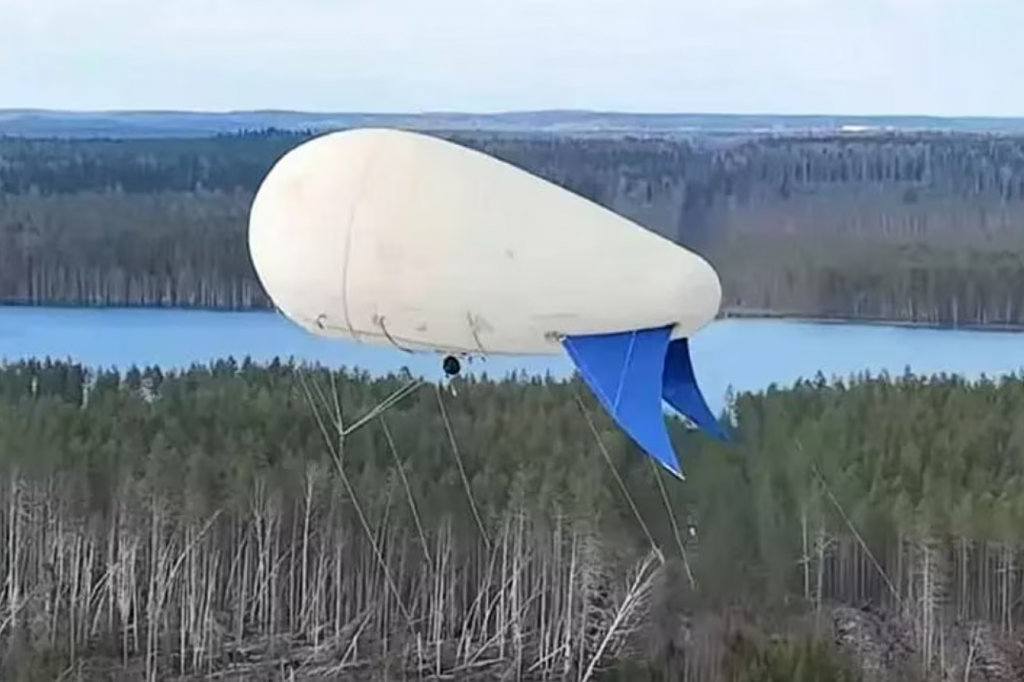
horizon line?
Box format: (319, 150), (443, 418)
(2, 108), (1023, 121)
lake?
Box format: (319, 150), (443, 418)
(2, 305), (1024, 415)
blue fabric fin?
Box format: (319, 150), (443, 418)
(663, 337), (729, 441)
(562, 326), (684, 478)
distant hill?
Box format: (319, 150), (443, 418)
(3, 109), (1024, 138)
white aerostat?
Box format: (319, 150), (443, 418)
(248, 127), (727, 477)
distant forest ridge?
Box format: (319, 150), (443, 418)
(4, 108), (1024, 138)
(4, 128), (1024, 327)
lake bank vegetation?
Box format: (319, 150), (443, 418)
(2, 131), (1024, 327)
(0, 359), (1022, 679)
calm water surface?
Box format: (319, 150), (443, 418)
(2, 306), (1024, 414)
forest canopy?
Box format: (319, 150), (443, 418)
(2, 130), (1024, 326)
(0, 360), (1019, 679)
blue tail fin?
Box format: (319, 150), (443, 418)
(562, 326), (725, 478)
(663, 337), (729, 441)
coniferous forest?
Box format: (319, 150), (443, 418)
(4, 129), (1024, 680)
(0, 361), (1023, 680)
(3, 130), (1024, 326)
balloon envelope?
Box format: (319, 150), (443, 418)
(248, 127), (721, 355)
(248, 128), (727, 477)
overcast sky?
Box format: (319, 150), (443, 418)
(1, 0), (1020, 115)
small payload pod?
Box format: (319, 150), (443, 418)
(247, 127), (728, 477)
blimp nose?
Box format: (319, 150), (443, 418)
(247, 130), (382, 338)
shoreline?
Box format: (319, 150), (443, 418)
(1, 301), (1023, 335)
(718, 307), (1024, 334)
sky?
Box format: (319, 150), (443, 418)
(0, 0), (1021, 115)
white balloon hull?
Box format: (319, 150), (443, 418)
(248, 128), (722, 357)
